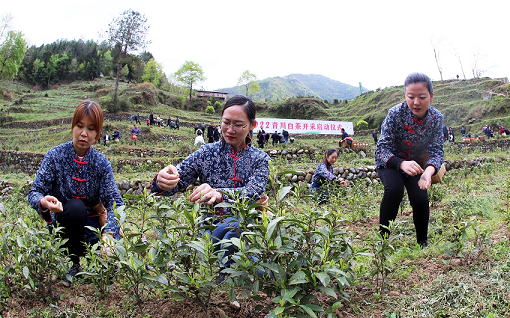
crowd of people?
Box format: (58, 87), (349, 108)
(442, 123), (510, 142)
(255, 129), (290, 148)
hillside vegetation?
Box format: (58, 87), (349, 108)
(219, 74), (366, 102)
(294, 77), (510, 134)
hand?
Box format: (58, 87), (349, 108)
(156, 165), (180, 190)
(399, 160), (424, 177)
(337, 177), (348, 187)
(188, 183), (222, 205)
(40, 196), (63, 213)
(101, 234), (115, 255)
(418, 166), (435, 190)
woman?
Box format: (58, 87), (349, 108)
(131, 124), (140, 145)
(28, 100), (123, 286)
(375, 73), (444, 247)
(309, 148), (347, 204)
(151, 95), (271, 283)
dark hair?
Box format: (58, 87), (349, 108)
(404, 72), (433, 94)
(322, 148), (339, 168)
(222, 95), (256, 124)
(71, 100), (103, 142)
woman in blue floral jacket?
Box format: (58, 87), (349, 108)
(310, 148), (346, 204)
(28, 100), (123, 286)
(375, 73), (444, 247)
(152, 95), (271, 283)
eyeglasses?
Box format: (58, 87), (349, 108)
(219, 120), (248, 132)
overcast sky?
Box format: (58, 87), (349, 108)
(3, 0), (509, 91)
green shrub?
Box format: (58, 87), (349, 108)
(118, 98), (132, 112)
(356, 120), (368, 131)
(214, 101), (221, 109)
(205, 106), (215, 114)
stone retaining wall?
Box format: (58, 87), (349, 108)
(5, 156), (508, 204)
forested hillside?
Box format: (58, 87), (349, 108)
(218, 74), (366, 102)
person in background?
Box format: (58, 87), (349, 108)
(136, 112), (141, 125)
(131, 124), (140, 145)
(175, 116), (180, 130)
(372, 130), (378, 144)
(340, 128), (352, 147)
(461, 125), (466, 137)
(149, 112), (154, 126)
(28, 100), (123, 286)
(151, 95), (270, 284)
(341, 128), (349, 140)
(112, 128), (120, 142)
(448, 127), (455, 142)
(213, 125), (220, 142)
(194, 129), (205, 146)
(103, 131), (110, 146)
(257, 130), (265, 149)
(486, 125), (493, 139)
(282, 129), (289, 144)
(271, 131), (280, 145)
(309, 148), (347, 204)
(375, 72), (444, 247)
(207, 123), (215, 143)
(442, 125), (449, 143)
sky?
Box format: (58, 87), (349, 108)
(3, 0), (509, 91)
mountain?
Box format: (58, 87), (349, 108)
(217, 74), (366, 102)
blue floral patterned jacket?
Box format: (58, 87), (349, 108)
(375, 102), (444, 174)
(28, 141), (123, 241)
(310, 163), (336, 188)
(151, 139), (271, 215)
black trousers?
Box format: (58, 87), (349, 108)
(377, 168), (430, 243)
(54, 198), (98, 264)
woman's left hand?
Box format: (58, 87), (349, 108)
(101, 234), (115, 255)
(188, 183), (222, 205)
(418, 166), (435, 190)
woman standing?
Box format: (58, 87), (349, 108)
(309, 148), (347, 204)
(375, 73), (444, 247)
(28, 100), (123, 286)
(151, 95), (271, 283)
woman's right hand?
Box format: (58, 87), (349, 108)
(40, 196), (63, 213)
(399, 160), (424, 176)
(156, 165), (180, 190)
(337, 176), (348, 187)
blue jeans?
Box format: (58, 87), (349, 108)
(204, 217), (239, 267)
(204, 216), (266, 276)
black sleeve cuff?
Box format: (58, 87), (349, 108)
(40, 208), (53, 224)
(151, 174), (166, 195)
(387, 157), (404, 170)
(426, 163), (438, 175)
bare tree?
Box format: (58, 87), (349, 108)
(452, 46), (466, 79)
(0, 13), (13, 41)
(470, 48), (490, 78)
(106, 10), (150, 106)
(431, 37), (444, 82)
